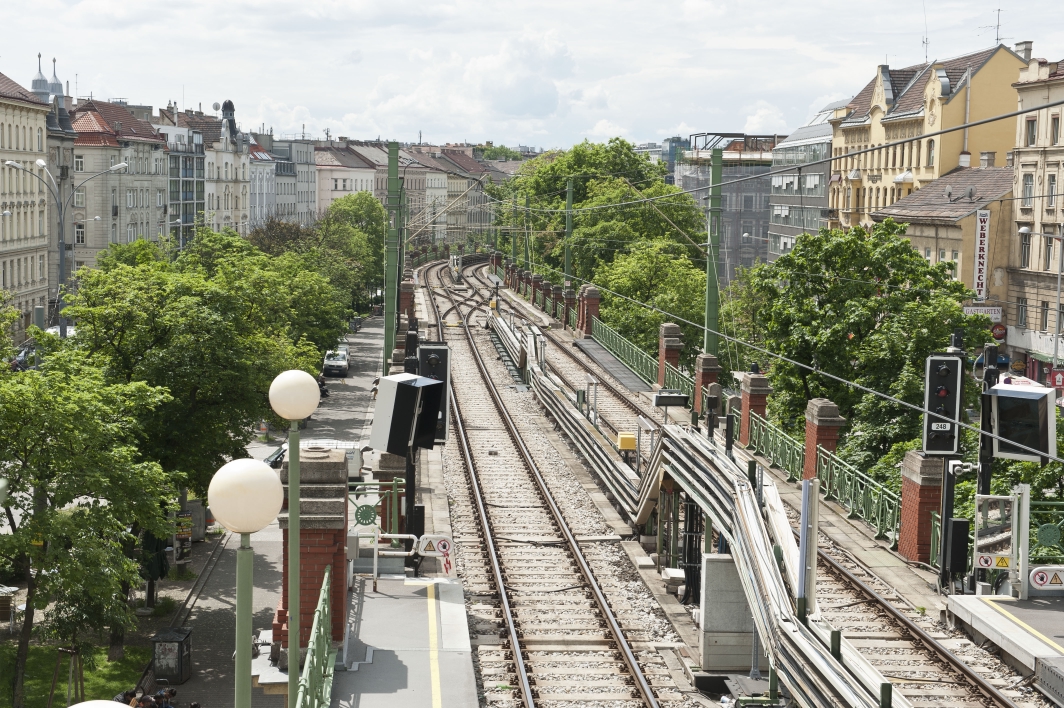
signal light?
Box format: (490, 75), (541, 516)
(923, 354), (964, 455)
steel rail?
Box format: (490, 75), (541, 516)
(817, 550), (1022, 708)
(431, 262), (661, 708)
(425, 261), (536, 708)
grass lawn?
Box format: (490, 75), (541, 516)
(0, 642), (150, 707)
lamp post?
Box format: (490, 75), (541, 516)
(4, 159), (127, 337)
(208, 458), (284, 708)
(1019, 226), (1064, 376)
(268, 369), (320, 703)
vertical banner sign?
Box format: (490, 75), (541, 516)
(974, 210), (990, 301)
(175, 511), (193, 562)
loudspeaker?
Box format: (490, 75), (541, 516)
(369, 373), (445, 455)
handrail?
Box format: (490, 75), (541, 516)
(590, 317), (657, 386)
(747, 412), (804, 482)
(816, 447), (900, 548)
(745, 412), (900, 547)
(663, 361), (694, 401)
(295, 565), (335, 708)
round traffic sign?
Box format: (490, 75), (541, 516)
(977, 555), (993, 568)
(1033, 570), (1050, 587)
(436, 538), (451, 554)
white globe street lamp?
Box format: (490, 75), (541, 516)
(209, 458), (284, 708)
(268, 369), (320, 702)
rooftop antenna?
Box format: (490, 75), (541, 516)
(921, 0), (930, 63)
(979, 9), (1009, 46)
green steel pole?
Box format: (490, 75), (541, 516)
(523, 193), (531, 268)
(235, 533), (252, 708)
(704, 147), (722, 355)
(384, 142), (399, 371)
(511, 195), (517, 263)
(287, 421), (301, 702)
(564, 178), (573, 283)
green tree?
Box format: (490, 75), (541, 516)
(0, 348), (173, 707)
(478, 145), (523, 161)
(325, 192), (387, 296)
(723, 219), (990, 465)
(595, 240), (706, 367)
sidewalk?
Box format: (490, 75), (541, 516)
(174, 319), (385, 706)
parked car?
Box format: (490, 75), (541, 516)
(323, 350), (349, 376)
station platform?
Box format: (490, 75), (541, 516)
(949, 595), (1064, 673)
(573, 338), (653, 393)
(329, 565), (477, 707)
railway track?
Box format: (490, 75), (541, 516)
(424, 262), (692, 707)
(436, 259), (1046, 706)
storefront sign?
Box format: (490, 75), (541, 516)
(1011, 359), (1027, 373)
(963, 305), (1002, 322)
(991, 323), (1006, 341)
(974, 210), (990, 300)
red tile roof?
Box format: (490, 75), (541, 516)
(441, 149), (487, 174)
(0, 72), (45, 108)
(157, 109), (223, 144)
(71, 99), (164, 146)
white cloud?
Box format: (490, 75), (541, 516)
(743, 101), (789, 134)
(5, 0), (1061, 147)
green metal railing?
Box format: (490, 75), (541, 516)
(349, 480), (405, 535)
(663, 362), (694, 401)
(568, 307), (577, 328)
(744, 412), (900, 546)
(930, 511), (941, 569)
(590, 317), (657, 385)
(295, 565), (335, 708)
(816, 447), (900, 546)
(747, 412), (805, 482)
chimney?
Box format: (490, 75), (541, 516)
(958, 151), (971, 168)
(1015, 41), (1033, 62)
(980, 151), (996, 168)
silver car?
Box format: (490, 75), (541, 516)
(323, 350), (349, 376)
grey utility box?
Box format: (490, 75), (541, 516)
(151, 626), (192, 684)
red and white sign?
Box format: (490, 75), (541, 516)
(1030, 566), (1064, 588)
(974, 210), (990, 301)
(991, 323), (1007, 341)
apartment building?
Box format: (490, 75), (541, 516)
(0, 71), (51, 338)
(314, 144), (375, 213)
(271, 137), (317, 225)
(828, 44), (1028, 231)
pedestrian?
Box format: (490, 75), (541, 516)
(113, 690), (136, 703)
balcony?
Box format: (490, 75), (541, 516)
(1007, 325), (1064, 360)
(167, 141), (204, 155)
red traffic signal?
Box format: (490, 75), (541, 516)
(936, 385), (950, 398)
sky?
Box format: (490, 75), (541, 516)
(4, 1), (1063, 150)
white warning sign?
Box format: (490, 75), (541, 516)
(417, 535), (453, 557)
(1030, 566), (1064, 588)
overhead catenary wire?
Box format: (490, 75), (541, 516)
(523, 260), (1064, 466)
(485, 96), (1064, 216)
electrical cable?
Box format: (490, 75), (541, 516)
(523, 260), (1064, 466)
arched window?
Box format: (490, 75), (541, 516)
(926, 139), (935, 167)
(225, 163), (229, 180)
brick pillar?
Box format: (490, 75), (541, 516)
(898, 451), (944, 564)
(540, 280), (551, 312)
(399, 280), (415, 323)
(563, 288), (575, 328)
(802, 399), (847, 480)
(582, 286), (600, 335)
(274, 448), (349, 649)
(552, 285), (563, 319)
(738, 372), (772, 446)
(657, 323), (683, 387)
(531, 274), (543, 307)
(693, 353), (721, 414)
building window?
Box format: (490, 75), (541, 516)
(1023, 174), (1035, 206)
(1053, 116), (1061, 146)
(74, 155), (84, 172)
(127, 189), (134, 208)
(74, 223), (85, 244)
(1043, 301), (1051, 331)
(127, 223), (134, 242)
(924, 247), (932, 261)
(926, 139), (935, 167)
(1021, 230), (1032, 267)
(1027, 118), (1038, 147)
(111, 224), (117, 243)
(73, 188), (84, 208)
(1046, 236), (1055, 271)
(1018, 298), (1028, 328)
(157, 190), (163, 207)
(939, 249), (946, 262)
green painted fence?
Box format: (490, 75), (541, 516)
(295, 565), (335, 708)
(590, 317), (657, 386)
